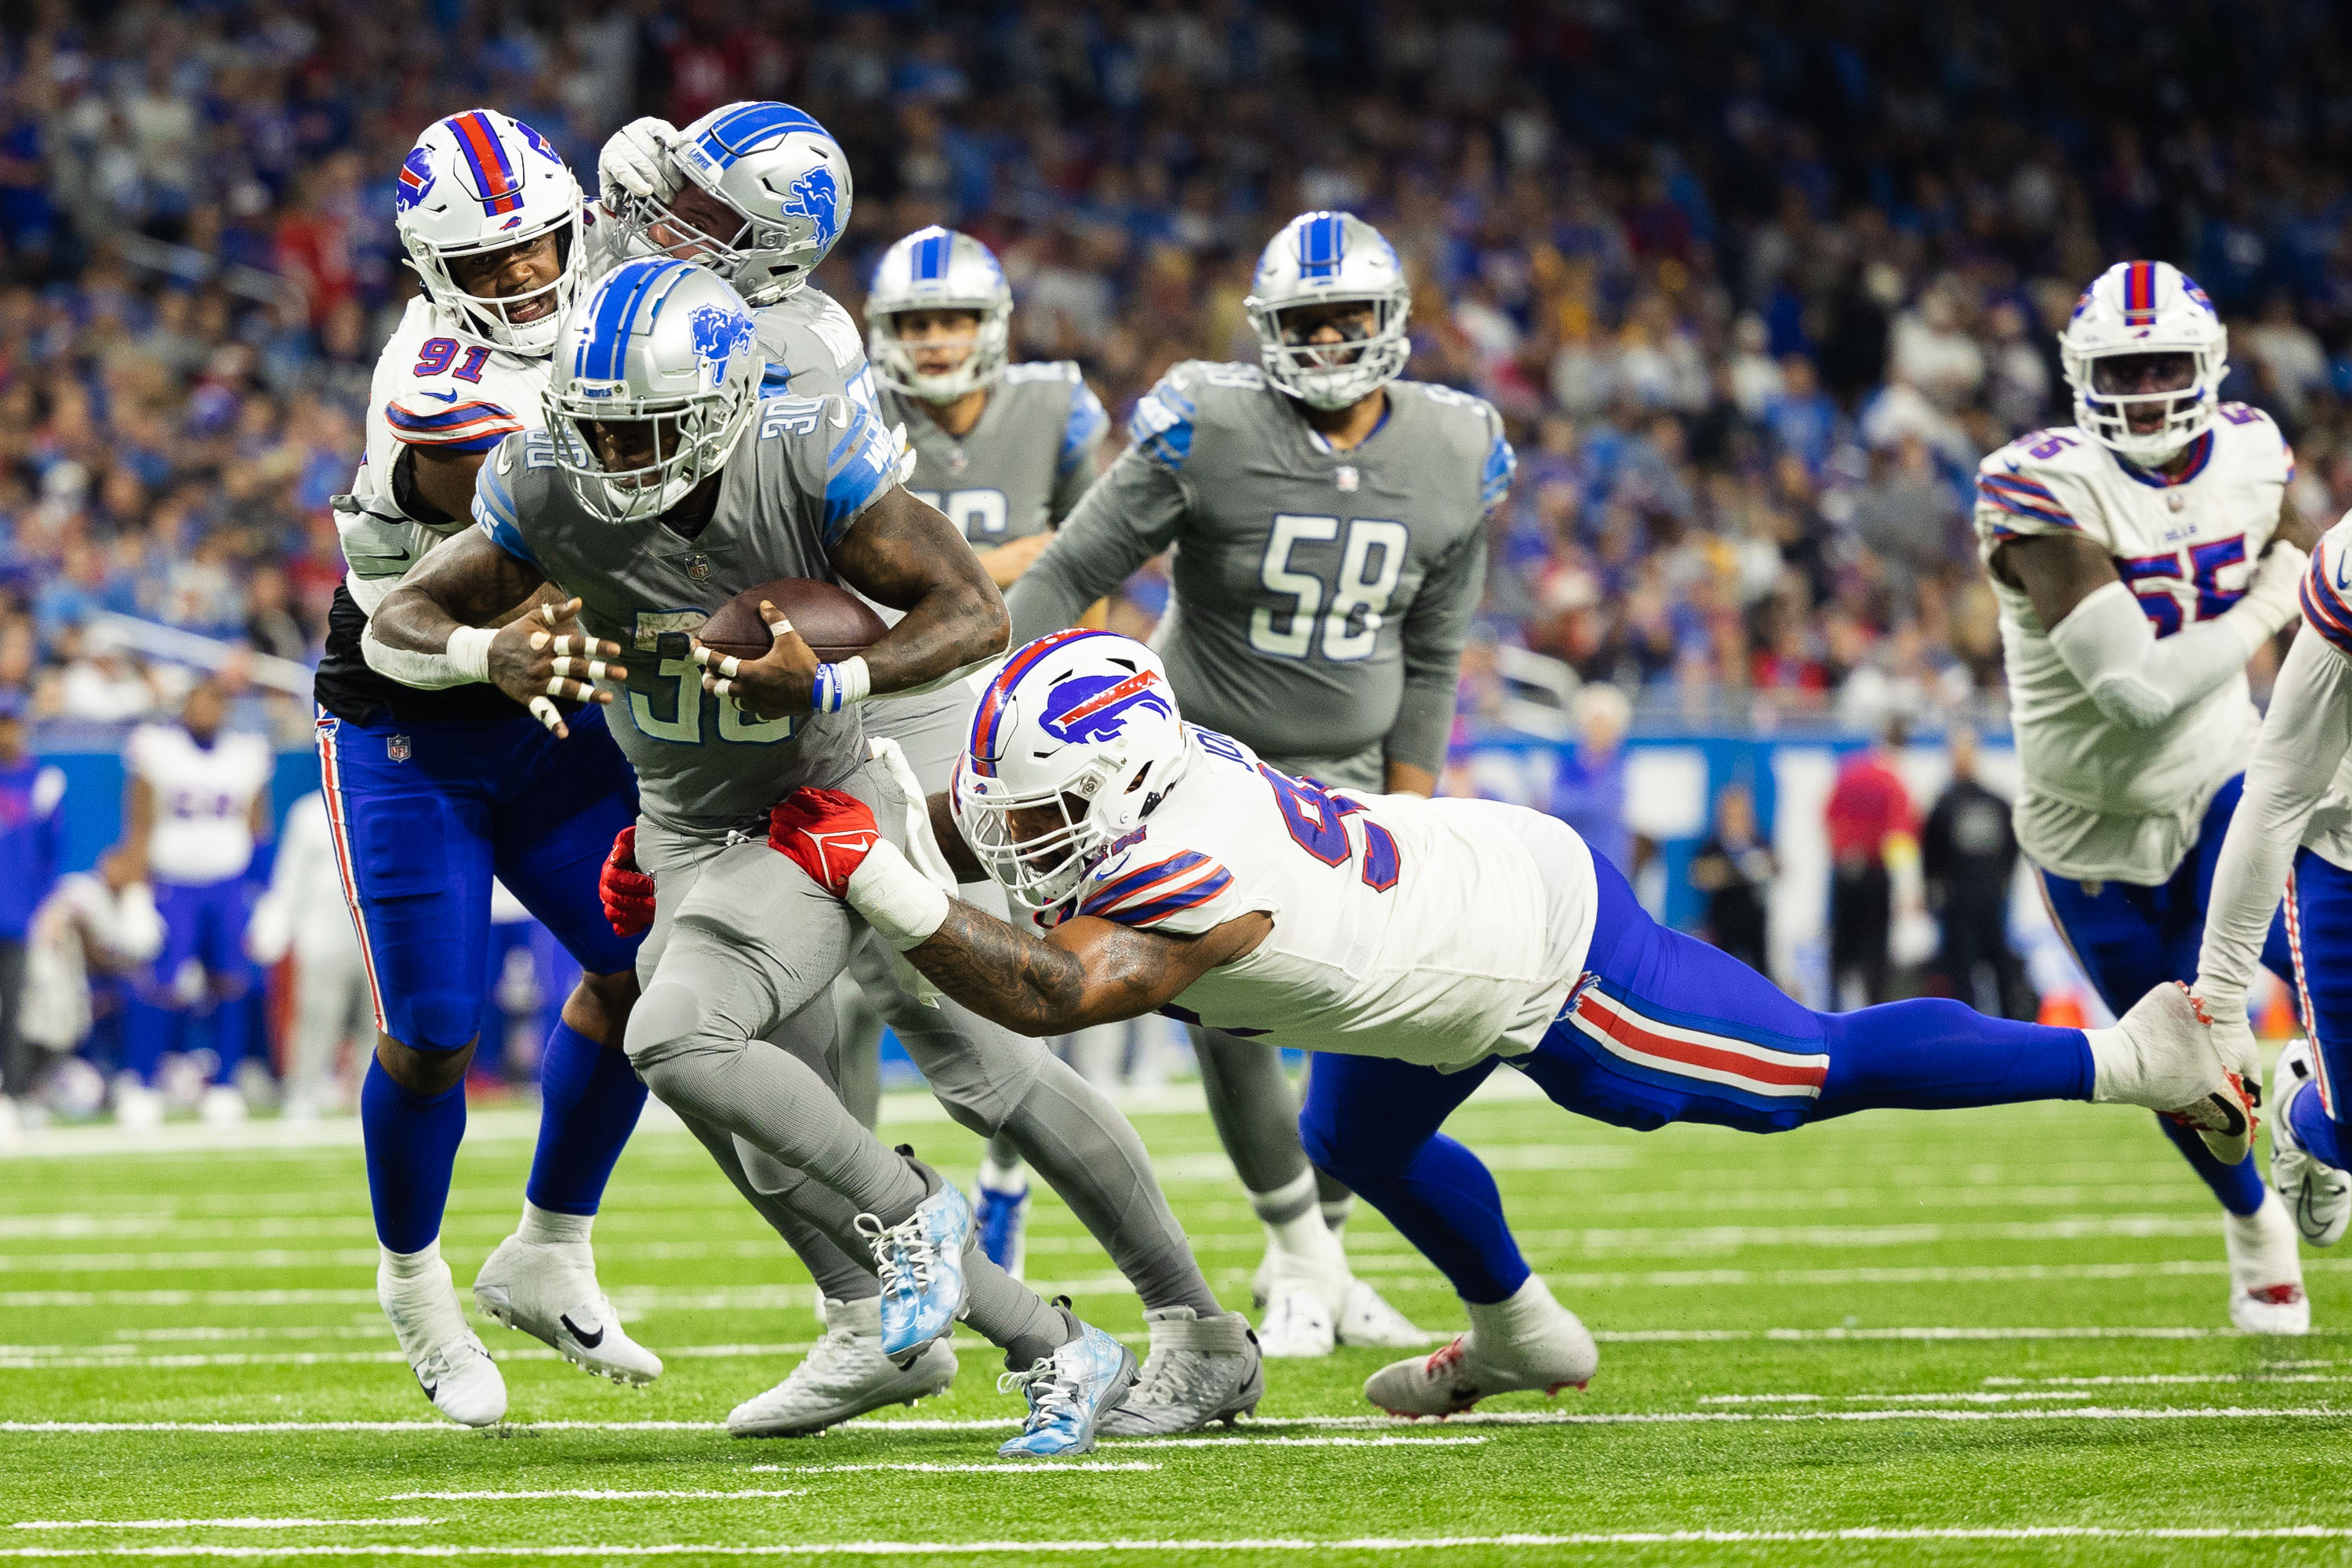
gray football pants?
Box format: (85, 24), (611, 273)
(622, 756), (1063, 1359)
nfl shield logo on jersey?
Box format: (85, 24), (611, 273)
(681, 553), (713, 583)
(387, 735), (412, 763)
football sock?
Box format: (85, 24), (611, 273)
(524, 1023), (647, 1216)
(1333, 1131), (1530, 1306)
(1319, 1189), (1356, 1236)
(2156, 1115), (2268, 1215)
(1815, 1000), (2093, 1114)
(2290, 1077), (2347, 1171)
(1254, 1169), (1349, 1279)
(205, 989), (249, 1086)
(516, 1200), (592, 1247)
(361, 1056), (467, 1254)
(119, 997), (176, 1087)
(1465, 1274), (1578, 1359)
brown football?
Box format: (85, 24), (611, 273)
(696, 577), (888, 663)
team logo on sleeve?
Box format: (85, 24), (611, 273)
(1039, 670), (1174, 744)
(783, 167), (842, 249)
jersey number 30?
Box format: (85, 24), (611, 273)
(1250, 515), (1408, 662)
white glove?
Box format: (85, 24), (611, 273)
(2191, 982), (2264, 1112)
(599, 118), (682, 209)
(2239, 539), (2310, 637)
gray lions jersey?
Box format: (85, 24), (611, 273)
(756, 287), (883, 419)
(882, 361), (1109, 545)
(473, 392), (902, 834)
(1005, 361), (1511, 788)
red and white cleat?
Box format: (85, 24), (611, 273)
(1362, 1276), (1596, 1418)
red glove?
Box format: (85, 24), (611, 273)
(769, 788), (883, 898)
(600, 826), (656, 938)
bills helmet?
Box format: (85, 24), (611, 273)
(543, 260), (766, 525)
(866, 227), (1014, 401)
(2060, 260), (2229, 467)
(617, 101), (852, 307)
(956, 631), (1192, 913)
(396, 109), (585, 358)
(1244, 210), (1412, 410)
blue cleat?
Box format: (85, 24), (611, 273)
(974, 1160), (1031, 1279)
(859, 1181), (975, 1362)
(996, 1319), (1137, 1458)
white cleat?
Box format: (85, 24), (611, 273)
(473, 1234), (662, 1386)
(2271, 1038), (2350, 1248)
(1254, 1284), (1337, 1359)
(1337, 1278), (1430, 1348)
(1096, 1307), (1263, 1436)
(379, 1256), (506, 1427)
(1364, 1279), (1597, 1419)
(2223, 1192), (2310, 1334)
(112, 1075), (163, 1131)
(2099, 983), (2257, 1163)
(728, 1295), (957, 1437)
(197, 1084), (246, 1126)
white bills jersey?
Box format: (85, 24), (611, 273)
(1029, 726), (1596, 1069)
(1973, 405), (2293, 882)
(127, 725), (272, 885)
(2259, 513), (2352, 871)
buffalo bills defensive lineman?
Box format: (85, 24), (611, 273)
(2195, 513), (2352, 1265)
(374, 260), (1140, 1458)
(1004, 210), (1501, 1356)
(116, 677), (270, 1128)
(320, 109), (659, 1425)
(1973, 260), (2314, 1332)
(767, 630), (2263, 1415)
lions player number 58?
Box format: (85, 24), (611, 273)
(1250, 515), (1409, 662)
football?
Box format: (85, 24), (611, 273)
(695, 576), (887, 664)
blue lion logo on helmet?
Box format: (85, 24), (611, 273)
(689, 303), (757, 379)
(782, 166), (841, 249)
(1039, 670), (1174, 745)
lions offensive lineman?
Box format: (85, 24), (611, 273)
(860, 224), (1111, 1279)
(319, 109), (659, 1424)
(376, 258), (1145, 1459)
(1004, 209), (1500, 1356)
(1973, 260), (2313, 1331)
(765, 629), (2263, 1416)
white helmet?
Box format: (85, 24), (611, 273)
(866, 227), (1013, 401)
(955, 630), (1192, 913)
(1243, 210), (1412, 410)
(543, 260), (766, 526)
(619, 101), (852, 307)
(396, 109), (584, 357)
(2060, 260), (2229, 467)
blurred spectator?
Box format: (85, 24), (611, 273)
(0, 690), (61, 1139)
(1688, 782), (1773, 975)
(1922, 725), (2038, 1022)
(1548, 683), (1630, 875)
(1825, 719), (1918, 1010)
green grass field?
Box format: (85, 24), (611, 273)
(5, 1073), (2351, 1566)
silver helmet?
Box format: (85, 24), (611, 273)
(866, 227), (1014, 401)
(1243, 210), (1412, 410)
(543, 260), (766, 525)
(618, 101), (852, 307)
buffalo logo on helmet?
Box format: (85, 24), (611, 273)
(783, 166), (842, 249)
(1039, 669), (1174, 746)
(688, 303), (756, 381)
(514, 119), (561, 165)
(397, 148), (437, 213)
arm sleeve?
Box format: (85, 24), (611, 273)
(2046, 579), (2276, 729)
(1385, 524), (1487, 777)
(361, 622), (478, 689)
(1005, 445), (1189, 641)
(2196, 627), (2352, 1009)
(1046, 376), (1111, 523)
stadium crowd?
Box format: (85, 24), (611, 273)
(0, 1), (2344, 734)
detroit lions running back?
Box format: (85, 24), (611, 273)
(1004, 209), (1503, 1357)
(766, 630), (2263, 1416)
(1972, 259), (2314, 1332)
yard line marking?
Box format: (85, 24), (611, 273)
(16, 1526), (2352, 1556)
(1984, 1372), (2352, 1387)
(372, 1492), (808, 1503)
(1374, 1258), (2352, 1292)
(740, 1464), (1159, 1475)
(1592, 1326), (2265, 1341)
(0, 1345), (822, 1373)
(1699, 1392), (2094, 1405)
(11, 1525), (439, 1535)
(1101, 1436), (1486, 1448)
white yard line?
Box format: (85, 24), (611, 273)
(739, 1464), (1158, 1475)
(10, 1525), (438, 1535)
(1984, 1371), (2352, 1387)
(366, 1492), (807, 1503)
(1699, 1392), (2096, 1405)
(0, 1345), (823, 1373)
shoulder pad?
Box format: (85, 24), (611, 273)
(1976, 429), (2093, 537)
(2300, 517), (2352, 656)
(1076, 847), (1235, 928)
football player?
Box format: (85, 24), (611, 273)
(858, 224), (1110, 1279)
(2195, 510), (2352, 1261)
(375, 258), (1140, 1459)
(764, 630), (2262, 1415)
(1973, 260), (2314, 1332)
(321, 109), (658, 1424)
(1002, 209), (1501, 1356)
(115, 677), (271, 1127)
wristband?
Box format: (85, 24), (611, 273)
(844, 838), (950, 949)
(811, 655), (873, 713)
(446, 626), (496, 684)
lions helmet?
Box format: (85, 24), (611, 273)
(543, 260), (766, 525)
(1244, 210), (1412, 411)
(955, 631), (1192, 913)
(2060, 260), (2229, 468)
(618, 101), (852, 307)
(866, 227), (1014, 401)
(396, 108), (585, 357)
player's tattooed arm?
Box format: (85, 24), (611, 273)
(834, 487), (1011, 691)
(1987, 532), (2122, 631)
(906, 902), (1272, 1035)
(373, 529), (628, 735)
